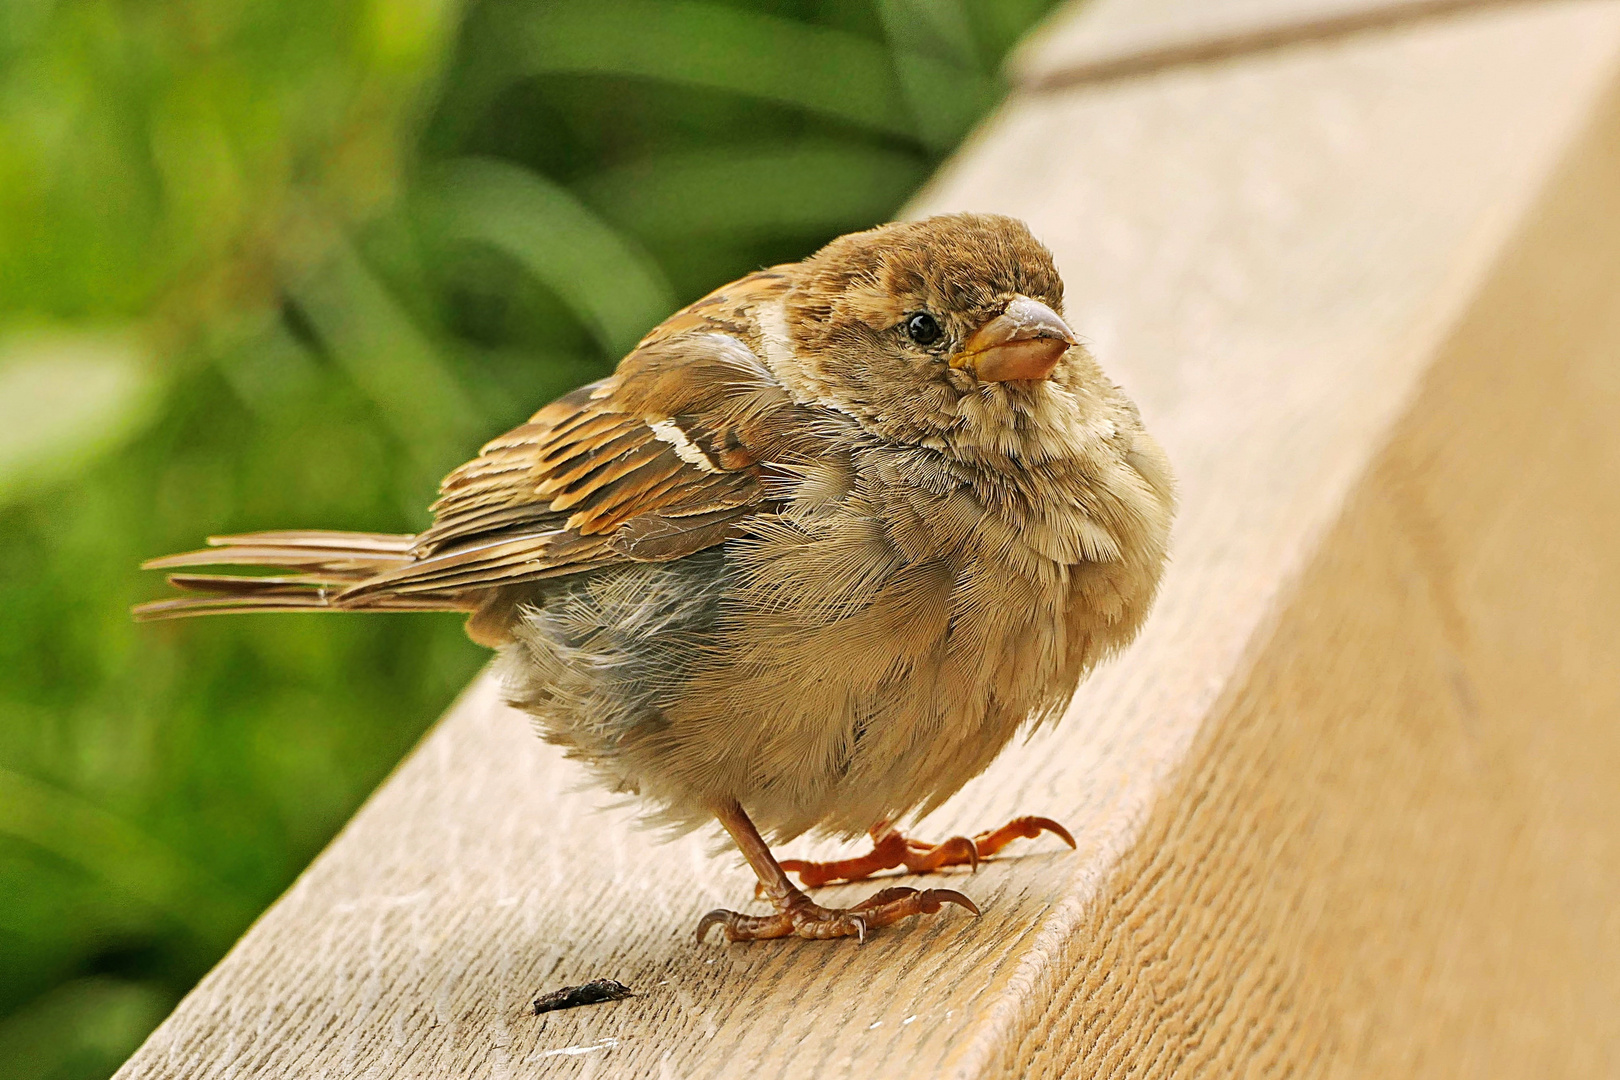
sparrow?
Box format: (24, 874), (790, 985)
(137, 213), (1175, 943)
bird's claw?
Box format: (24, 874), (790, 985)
(697, 887), (977, 944)
(777, 814), (1075, 889)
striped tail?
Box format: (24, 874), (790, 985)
(132, 530), (473, 621)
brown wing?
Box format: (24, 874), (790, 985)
(336, 269), (808, 602)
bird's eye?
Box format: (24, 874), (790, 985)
(905, 312), (942, 346)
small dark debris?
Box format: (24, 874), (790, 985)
(532, 979), (635, 1015)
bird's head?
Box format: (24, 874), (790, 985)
(778, 213), (1103, 457)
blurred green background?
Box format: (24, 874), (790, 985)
(0, 1), (1059, 1075)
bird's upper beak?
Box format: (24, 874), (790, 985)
(952, 296), (1077, 383)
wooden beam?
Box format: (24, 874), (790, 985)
(116, 1), (1620, 1075)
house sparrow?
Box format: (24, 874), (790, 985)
(137, 213), (1175, 943)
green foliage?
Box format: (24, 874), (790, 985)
(0, 0), (1061, 1074)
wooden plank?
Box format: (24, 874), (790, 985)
(115, 1), (1620, 1076)
(991, 78), (1620, 1071)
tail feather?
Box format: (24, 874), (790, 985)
(142, 530), (417, 576)
(162, 572), (347, 595)
(202, 530), (416, 553)
(133, 530), (472, 622)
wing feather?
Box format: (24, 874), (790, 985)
(139, 268), (809, 621)
(352, 270), (805, 594)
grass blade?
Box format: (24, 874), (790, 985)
(290, 237), (485, 483)
(575, 142), (928, 244)
(420, 157), (676, 357)
(0, 978), (172, 1080)
(490, 0), (916, 140)
(0, 766), (254, 947)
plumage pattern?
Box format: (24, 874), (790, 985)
(138, 214), (1176, 942)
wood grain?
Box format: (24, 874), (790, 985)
(115, 1), (1620, 1076)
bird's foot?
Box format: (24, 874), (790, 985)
(697, 886), (978, 943)
(776, 815), (1076, 890)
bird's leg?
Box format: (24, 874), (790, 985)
(696, 800), (979, 943)
(778, 816), (1076, 889)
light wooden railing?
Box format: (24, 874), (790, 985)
(116, 0), (1620, 1075)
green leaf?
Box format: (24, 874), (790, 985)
(0, 977), (171, 1080)
(0, 767), (255, 947)
(419, 157), (676, 357)
(290, 238), (485, 481)
(575, 142), (929, 244)
(0, 330), (163, 510)
(877, 0), (998, 149)
(493, 0), (917, 140)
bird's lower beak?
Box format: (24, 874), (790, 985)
(952, 296), (1077, 383)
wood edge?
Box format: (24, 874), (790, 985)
(1010, 0), (1539, 93)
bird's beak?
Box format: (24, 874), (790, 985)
(952, 296), (1077, 383)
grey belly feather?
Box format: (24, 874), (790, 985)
(497, 551), (730, 794)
